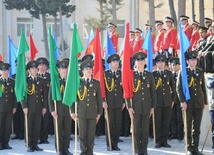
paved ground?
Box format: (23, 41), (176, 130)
(0, 135), (213, 155)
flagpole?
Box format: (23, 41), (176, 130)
(74, 102), (78, 155)
(25, 114), (28, 151)
(105, 108), (112, 151)
(54, 101), (59, 155)
(152, 113), (156, 146)
(201, 123), (212, 153)
(130, 99), (135, 155)
(184, 111), (188, 155)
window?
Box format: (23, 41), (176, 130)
(46, 18), (61, 37)
(17, 18), (33, 37)
(117, 20), (125, 38)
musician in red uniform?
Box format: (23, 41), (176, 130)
(180, 15), (192, 40)
(154, 20), (164, 55)
(190, 20), (200, 50)
(163, 16), (177, 58)
(132, 28), (144, 56)
(108, 22), (119, 52)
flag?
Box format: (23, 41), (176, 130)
(85, 29), (95, 55)
(53, 34), (60, 61)
(48, 27), (62, 101)
(29, 33), (38, 60)
(8, 35), (18, 77)
(119, 39), (125, 58)
(93, 28), (106, 98)
(179, 22), (190, 100)
(142, 28), (153, 72)
(122, 23), (133, 98)
(104, 29), (117, 70)
(15, 29), (29, 102)
(0, 55), (2, 61)
(63, 23), (83, 106)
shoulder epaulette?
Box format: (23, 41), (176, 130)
(172, 27), (177, 30)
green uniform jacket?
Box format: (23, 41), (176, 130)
(21, 76), (47, 114)
(126, 71), (156, 114)
(71, 78), (103, 118)
(176, 67), (207, 108)
(0, 78), (17, 112)
(153, 70), (176, 107)
(48, 77), (71, 116)
(104, 70), (124, 108)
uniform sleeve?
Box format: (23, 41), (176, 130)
(125, 98), (131, 109)
(169, 71), (176, 102)
(48, 84), (54, 112)
(20, 99), (28, 109)
(201, 71), (207, 105)
(176, 71), (186, 103)
(42, 79), (48, 109)
(96, 81), (103, 115)
(150, 74), (156, 108)
(170, 28), (177, 49)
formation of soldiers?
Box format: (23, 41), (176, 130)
(0, 15), (214, 155)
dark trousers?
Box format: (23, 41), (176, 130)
(13, 103), (24, 138)
(163, 49), (176, 58)
(183, 108), (203, 151)
(155, 106), (171, 144)
(133, 113), (150, 154)
(0, 112), (13, 146)
(204, 51), (214, 73)
(27, 113), (42, 148)
(170, 103), (183, 137)
(121, 108), (131, 136)
(40, 111), (52, 141)
(210, 110), (214, 148)
(105, 108), (122, 147)
(54, 115), (71, 152)
(79, 118), (96, 155)
(96, 109), (105, 136)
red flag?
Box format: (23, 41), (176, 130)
(0, 54), (2, 61)
(93, 28), (106, 98)
(29, 33), (38, 60)
(122, 23), (133, 98)
(85, 39), (94, 55)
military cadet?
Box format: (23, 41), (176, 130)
(168, 58), (183, 141)
(177, 51), (207, 155)
(0, 63), (16, 150)
(180, 15), (192, 40)
(37, 57), (51, 144)
(132, 28), (144, 55)
(71, 60), (103, 155)
(154, 20), (164, 55)
(108, 22), (119, 52)
(126, 52), (156, 155)
(103, 54), (125, 151)
(190, 20), (200, 50)
(49, 60), (73, 155)
(162, 16), (177, 58)
(21, 60), (47, 152)
(153, 55), (175, 148)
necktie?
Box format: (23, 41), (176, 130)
(161, 71), (164, 79)
(113, 71), (116, 80)
(4, 79), (6, 85)
(62, 78), (65, 86)
(41, 74), (44, 78)
(86, 78), (90, 88)
(34, 78), (37, 84)
(173, 73), (177, 81)
(192, 70), (195, 78)
(140, 72), (143, 81)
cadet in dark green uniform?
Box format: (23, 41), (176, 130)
(0, 63), (16, 150)
(103, 54), (125, 151)
(127, 52), (156, 155)
(177, 51), (207, 155)
(153, 55), (175, 148)
(37, 57), (51, 144)
(21, 60), (47, 152)
(168, 58), (183, 141)
(71, 60), (103, 155)
(49, 60), (73, 155)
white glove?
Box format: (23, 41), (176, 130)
(168, 47), (173, 54)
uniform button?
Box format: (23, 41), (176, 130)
(87, 90), (89, 92)
(195, 94), (196, 96)
(115, 85), (117, 86)
(163, 93), (165, 95)
(5, 95), (7, 97)
(115, 94), (117, 96)
(195, 89), (196, 91)
(87, 94), (89, 96)
(142, 88), (143, 90)
(142, 98), (144, 100)
(87, 104), (89, 106)
(115, 89), (117, 91)
(36, 100), (38, 102)
(36, 96), (38, 97)
(163, 89), (165, 90)
(142, 93), (144, 95)
(87, 99), (89, 101)
(6, 100), (8, 102)
(163, 84), (164, 86)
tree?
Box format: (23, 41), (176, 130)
(178, 0), (186, 18)
(191, 0), (195, 20)
(168, 0), (177, 27)
(199, 0), (205, 26)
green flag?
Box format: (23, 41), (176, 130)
(48, 27), (62, 101)
(15, 29), (29, 102)
(63, 23), (83, 106)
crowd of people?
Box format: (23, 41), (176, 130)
(0, 14), (214, 155)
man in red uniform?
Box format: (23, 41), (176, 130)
(163, 16), (177, 58)
(180, 15), (192, 40)
(190, 20), (200, 50)
(154, 20), (164, 55)
(108, 22), (119, 52)
(132, 28), (144, 56)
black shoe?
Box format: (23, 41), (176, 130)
(155, 143), (161, 148)
(34, 145), (43, 151)
(178, 136), (183, 141)
(43, 140), (49, 144)
(27, 147), (34, 152)
(192, 150), (204, 155)
(113, 146), (121, 151)
(19, 135), (24, 140)
(161, 143), (171, 148)
(3, 144), (12, 149)
(38, 140), (44, 144)
(64, 150), (73, 155)
(118, 139), (123, 142)
(59, 151), (64, 155)
(11, 135), (19, 140)
(0, 144), (3, 150)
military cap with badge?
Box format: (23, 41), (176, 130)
(37, 57), (48, 65)
(107, 54), (120, 63)
(80, 60), (94, 70)
(108, 22), (117, 28)
(180, 15), (189, 21)
(81, 55), (93, 62)
(27, 60), (39, 69)
(56, 60), (69, 69)
(135, 28), (143, 33)
(155, 55), (166, 62)
(0, 63), (11, 70)
(165, 16), (174, 23)
(185, 51), (198, 60)
(169, 57), (180, 65)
